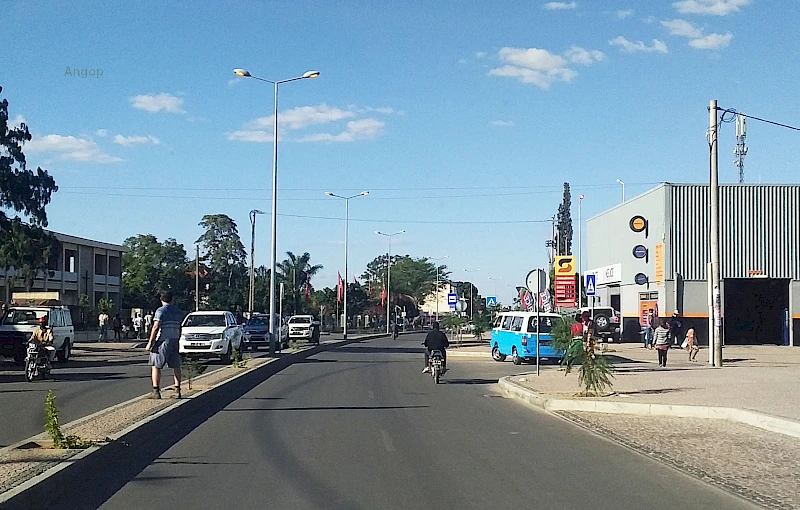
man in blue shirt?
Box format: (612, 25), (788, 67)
(145, 290), (183, 399)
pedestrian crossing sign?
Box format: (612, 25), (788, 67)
(585, 274), (596, 296)
(485, 296), (497, 308)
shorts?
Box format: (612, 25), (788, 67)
(148, 338), (180, 369)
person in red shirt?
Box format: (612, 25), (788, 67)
(571, 315), (584, 338)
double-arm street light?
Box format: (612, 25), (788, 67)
(487, 276), (503, 297)
(376, 230), (405, 333)
(326, 191), (369, 340)
(430, 256), (448, 321)
(463, 268), (481, 320)
(233, 67), (319, 355)
(248, 209), (266, 317)
(616, 179), (625, 203)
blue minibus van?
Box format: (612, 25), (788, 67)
(490, 312), (565, 365)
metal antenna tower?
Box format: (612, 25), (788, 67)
(733, 114), (748, 183)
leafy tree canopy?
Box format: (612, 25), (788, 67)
(122, 234), (191, 310)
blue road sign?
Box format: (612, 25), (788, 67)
(585, 274), (597, 296)
(485, 296), (498, 308)
(634, 273), (648, 285)
(447, 293), (458, 305)
(632, 245), (648, 259)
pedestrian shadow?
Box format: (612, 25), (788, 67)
(617, 388), (686, 396)
(443, 378), (497, 385)
(47, 372), (148, 382)
(335, 346), (424, 355)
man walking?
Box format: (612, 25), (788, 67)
(668, 311), (683, 346)
(643, 308), (655, 349)
(144, 311), (153, 337)
(145, 290), (183, 399)
(133, 313), (143, 339)
(98, 311), (109, 341)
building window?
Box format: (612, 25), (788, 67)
(95, 254), (107, 275)
(65, 249), (77, 273)
(94, 291), (105, 306)
(108, 256), (121, 277)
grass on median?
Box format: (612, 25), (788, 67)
(45, 390), (105, 449)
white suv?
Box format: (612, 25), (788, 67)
(179, 311), (243, 363)
(287, 315), (320, 343)
(0, 306), (74, 363)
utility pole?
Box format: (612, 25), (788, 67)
(248, 210), (265, 317)
(195, 244), (200, 312)
(734, 114), (748, 183)
(709, 100), (723, 367)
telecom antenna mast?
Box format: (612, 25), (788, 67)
(733, 114), (748, 183)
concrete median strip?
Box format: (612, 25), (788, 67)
(498, 376), (800, 440)
(0, 333), (386, 508)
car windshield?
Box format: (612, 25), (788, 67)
(289, 317), (311, 324)
(1, 309), (47, 326)
(247, 317), (270, 327)
(183, 314), (226, 327)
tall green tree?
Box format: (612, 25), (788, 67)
(277, 251), (323, 315)
(197, 214), (247, 312)
(362, 255), (449, 308)
(556, 182), (573, 256)
(122, 234), (191, 310)
(0, 86), (60, 298)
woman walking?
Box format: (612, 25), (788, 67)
(684, 326), (700, 361)
(653, 319), (671, 367)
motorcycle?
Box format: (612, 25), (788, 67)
(429, 349), (445, 384)
(392, 329), (399, 340)
(24, 341), (55, 382)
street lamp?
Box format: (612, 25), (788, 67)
(463, 268), (481, 320)
(376, 230), (405, 334)
(487, 276), (503, 297)
(578, 194), (584, 307)
(430, 256), (448, 322)
(234, 67), (319, 355)
(616, 179), (625, 203)
(326, 191), (369, 340)
(248, 209), (266, 317)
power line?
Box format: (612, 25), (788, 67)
(278, 213), (553, 225)
(716, 106), (800, 132)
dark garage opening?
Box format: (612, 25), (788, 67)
(724, 278), (789, 345)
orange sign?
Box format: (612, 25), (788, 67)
(654, 242), (664, 286)
(555, 256), (576, 276)
(630, 216), (647, 232)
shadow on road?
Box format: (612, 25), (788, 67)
(443, 378), (498, 385)
(334, 346), (424, 355)
(222, 405), (429, 412)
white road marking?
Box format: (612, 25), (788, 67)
(380, 429), (395, 452)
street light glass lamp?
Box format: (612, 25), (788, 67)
(325, 192), (334, 197)
(233, 68), (251, 77)
(360, 191), (369, 196)
(302, 71), (320, 79)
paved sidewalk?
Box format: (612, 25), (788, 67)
(510, 343), (800, 422)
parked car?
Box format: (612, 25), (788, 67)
(576, 307), (622, 342)
(179, 311), (243, 363)
(490, 311), (564, 365)
(242, 314), (288, 351)
(0, 306), (74, 364)
(287, 315), (320, 343)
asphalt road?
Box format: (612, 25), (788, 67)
(0, 343), (275, 447)
(71, 334), (754, 510)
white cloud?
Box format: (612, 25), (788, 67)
(10, 115), (26, 126)
(476, 51), (487, 59)
(226, 130), (275, 143)
(490, 46), (607, 89)
(25, 134), (121, 163)
(245, 104), (356, 131)
(130, 93), (186, 113)
(457, 58), (467, 64)
(490, 120), (514, 127)
(616, 9), (634, 19)
(296, 118), (385, 143)
(545, 1), (577, 10)
(661, 18), (703, 38)
(609, 36), (669, 54)
(642, 15), (657, 24)
(673, 0), (749, 16)
(564, 46), (605, 65)
(689, 32), (733, 49)
(113, 134), (161, 146)
(95, 129), (108, 137)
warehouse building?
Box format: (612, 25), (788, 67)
(585, 183), (800, 346)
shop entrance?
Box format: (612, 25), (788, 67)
(724, 278), (789, 345)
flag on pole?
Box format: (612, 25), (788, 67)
(337, 273), (343, 303)
(380, 285), (386, 307)
(368, 280), (372, 295)
(353, 275), (358, 285)
(305, 284), (311, 301)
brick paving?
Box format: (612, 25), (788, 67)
(558, 411), (800, 510)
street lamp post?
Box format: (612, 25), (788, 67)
(234, 68), (319, 355)
(195, 243), (200, 312)
(248, 209), (265, 317)
(578, 194), (584, 307)
(376, 230), (405, 334)
(463, 268), (480, 321)
(430, 256), (448, 322)
(326, 191), (369, 340)
(616, 179), (625, 203)
(487, 276), (502, 297)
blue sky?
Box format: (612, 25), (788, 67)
(3, 0), (798, 305)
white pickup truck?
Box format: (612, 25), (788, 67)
(287, 315), (320, 344)
(179, 311), (243, 363)
(0, 306), (74, 363)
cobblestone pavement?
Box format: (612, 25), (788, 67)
(557, 411), (800, 510)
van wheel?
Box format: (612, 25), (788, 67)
(491, 345), (506, 362)
(512, 348), (522, 365)
(57, 340), (71, 362)
(220, 342), (232, 364)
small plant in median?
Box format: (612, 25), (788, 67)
(551, 314), (614, 397)
(45, 390), (98, 449)
(230, 348), (250, 369)
(181, 356), (207, 390)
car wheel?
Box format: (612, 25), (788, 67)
(491, 345), (506, 362)
(57, 340), (71, 362)
(220, 342), (232, 364)
(512, 347), (522, 365)
(594, 314), (610, 330)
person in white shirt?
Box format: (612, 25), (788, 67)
(133, 313), (143, 339)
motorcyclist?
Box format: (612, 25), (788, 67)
(392, 320), (400, 339)
(29, 316), (56, 365)
(422, 322), (449, 373)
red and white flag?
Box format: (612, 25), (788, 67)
(337, 272), (343, 303)
(380, 285), (386, 307)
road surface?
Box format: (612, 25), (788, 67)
(53, 334), (755, 509)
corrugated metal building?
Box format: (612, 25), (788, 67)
(585, 183), (800, 346)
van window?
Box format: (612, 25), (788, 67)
(63, 310), (73, 327)
(527, 316), (555, 333)
(493, 315), (503, 328)
(501, 316), (513, 330)
(511, 316), (523, 332)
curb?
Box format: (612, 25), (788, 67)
(0, 334), (386, 509)
(498, 376), (800, 440)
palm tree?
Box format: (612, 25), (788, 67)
(277, 252), (323, 315)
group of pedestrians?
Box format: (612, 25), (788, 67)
(98, 310), (154, 341)
(643, 310), (699, 367)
